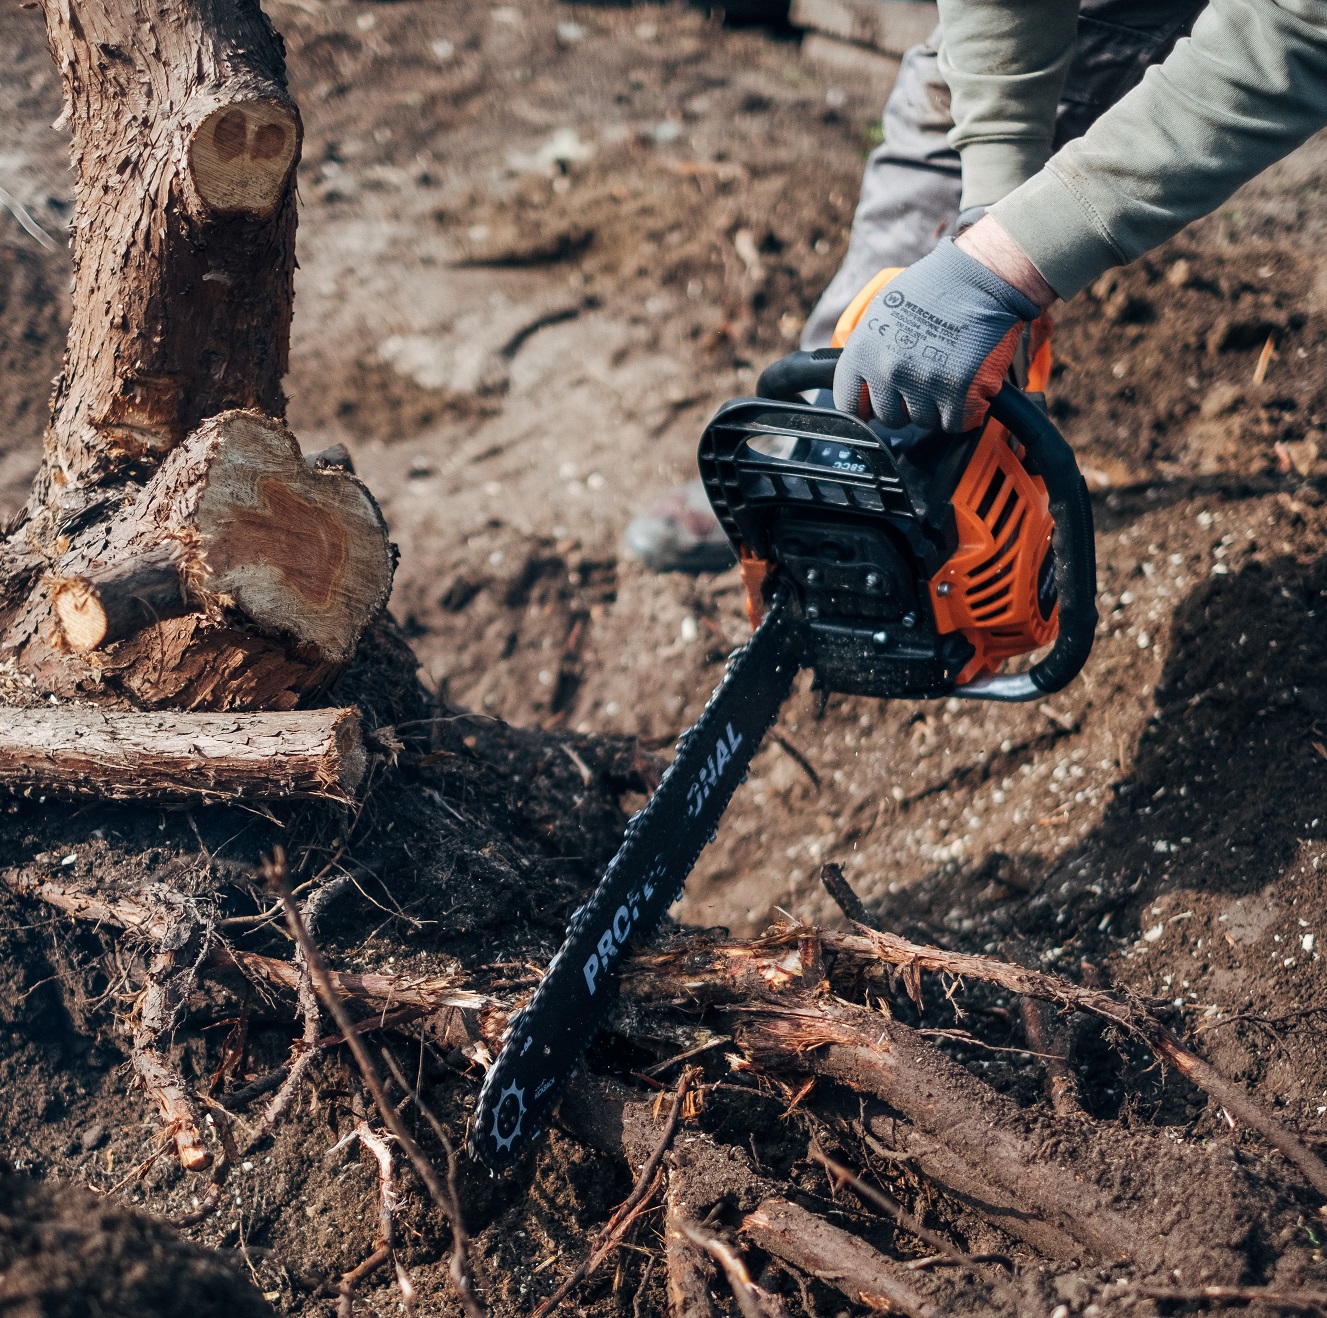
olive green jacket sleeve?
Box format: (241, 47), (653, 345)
(936, 0), (1079, 213)
(940, 0), (1327, 300)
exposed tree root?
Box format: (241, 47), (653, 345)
(269, 850), (486, 1318)
(741, 1197), (947, 1318)
(680, 1221), (789, 1318)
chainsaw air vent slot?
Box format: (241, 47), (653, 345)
(990, 486), (1020, 540)
(741, 472), (777, 500)
(969, 512), (1027, 582)
(975, 467), (1006, 521)
(781, 475), (812, 500)
(851, 487), (884, 511)
(816, 481), (849, 505)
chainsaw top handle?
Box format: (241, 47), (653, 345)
(754, 348), (1097, 702)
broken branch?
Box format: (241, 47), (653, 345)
(50, 541), (190, 652)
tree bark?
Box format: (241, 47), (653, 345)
(0, 706), (368, 802)
(2, 0), (393, 709)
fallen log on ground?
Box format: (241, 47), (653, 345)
(0, 706), (367, 802)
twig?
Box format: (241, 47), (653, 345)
(820, 863), (878, 929)
(379, 1048), (480, 1318)
(1137, 1284), (1327, 1313)
(810, 1146), (1011, 1272)
(0, 182), (57, 251)
(642, 1036), (731, 1078)
(681, 1222), (789, 1318)
(773, 735), (820, 791)
(533, 1068), (694, 1318)
(266, 850), (486, 1318)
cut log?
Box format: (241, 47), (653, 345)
(0, 706), (367, 803)
(741, 1198), (942, 1318)
(50, 542), (189, 653)
(33, 412), (393, 706)
(187, 100), (300, 219)
(132, 411), (392, 662)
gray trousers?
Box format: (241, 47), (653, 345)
(801, 0), (1205, 350)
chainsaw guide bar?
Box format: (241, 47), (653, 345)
(472, 594), (800, 1169)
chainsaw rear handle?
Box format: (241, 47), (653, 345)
(755, 349), (1097, 702)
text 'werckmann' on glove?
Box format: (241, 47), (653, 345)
(833, 238), (1041, 434)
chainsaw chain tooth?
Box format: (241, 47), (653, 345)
(471, 593), (799, 1170)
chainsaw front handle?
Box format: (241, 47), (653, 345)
(754, 349), (1097, 703)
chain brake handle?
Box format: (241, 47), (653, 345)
(754, 348), (1097, 702)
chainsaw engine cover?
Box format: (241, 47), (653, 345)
(697, 398), (1058, 699)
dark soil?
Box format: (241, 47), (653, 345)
(5, 2), (1327, 1315)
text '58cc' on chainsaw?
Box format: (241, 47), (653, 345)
(473, 302), (1098, 1170)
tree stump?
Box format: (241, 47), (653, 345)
(0, 0), (394, 710)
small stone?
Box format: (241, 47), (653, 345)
(80, 1123), (107, 1152)
(1199, 381), (1245, 419)
(1166, 258), (1193, 287)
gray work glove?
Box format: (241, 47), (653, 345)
(833, 238), (1041, 433)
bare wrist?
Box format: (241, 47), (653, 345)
(956, 215), (1058, 311)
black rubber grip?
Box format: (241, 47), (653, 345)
(756, 347), (840, 401)
(988, 384), (1098, 693)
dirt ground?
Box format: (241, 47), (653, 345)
(6, 2), (1327, 1315)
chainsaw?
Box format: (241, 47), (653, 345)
(473, 333), (1097, 1169)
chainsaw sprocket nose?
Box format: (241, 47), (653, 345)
(697, 397), (1064, 700)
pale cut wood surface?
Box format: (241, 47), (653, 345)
(189, 99), (299, 217)
(0, 706), (366, 802)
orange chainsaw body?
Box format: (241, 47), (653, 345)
(774, 267), (1060, 686)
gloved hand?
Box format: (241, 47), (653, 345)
(833, 238), (1042, 433)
